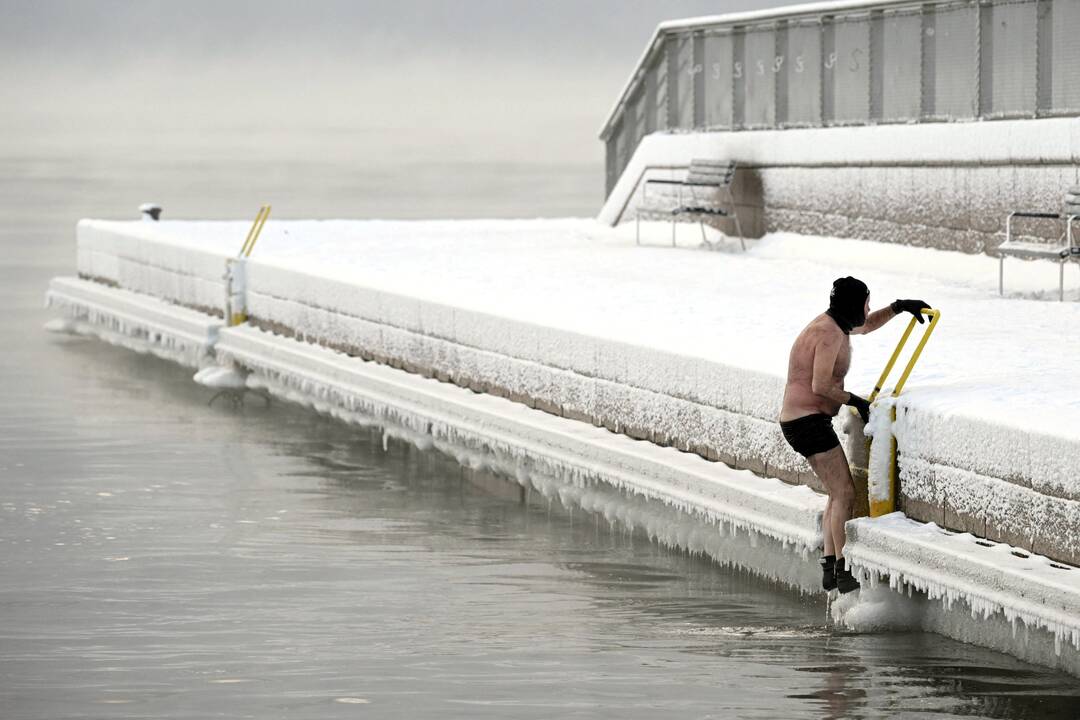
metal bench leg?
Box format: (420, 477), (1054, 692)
(999, 256), (1004, 296)
(1061, 259), (1066, 302)
(725, 187), (745, 251)
(699, 220), (708, 245)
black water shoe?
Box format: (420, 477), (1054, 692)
(820, 555), (837, 591)
(835, 558), (861, 594)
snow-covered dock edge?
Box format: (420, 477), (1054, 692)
(45, 275), (1080, 677)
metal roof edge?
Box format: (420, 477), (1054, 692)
(597, 0), (940, 139)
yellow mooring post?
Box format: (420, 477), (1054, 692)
(865, 308), (941, 517)
(226, 205), (271, 326)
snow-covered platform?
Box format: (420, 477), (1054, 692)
(60, 217), (1080, 564)
(45, 216), (1080, 675)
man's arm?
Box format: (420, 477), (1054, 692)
(810, 335), (850, 404)
(851, 306), (896, 335)
(853, 299), (931, 335)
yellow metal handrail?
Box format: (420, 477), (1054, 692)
(239, 204), (271, 258)
(869, 308), (941, 402)
(865, 307), (941, 517)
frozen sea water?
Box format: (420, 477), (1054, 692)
(4, 129), (1080, 718)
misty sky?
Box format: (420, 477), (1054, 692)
(2, 1), (790, 165)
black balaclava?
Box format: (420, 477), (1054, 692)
(826, 276), (869, 334)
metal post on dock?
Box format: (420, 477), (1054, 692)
(224, 205), (271, 327)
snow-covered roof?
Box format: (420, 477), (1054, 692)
(599, 0), (930, 139)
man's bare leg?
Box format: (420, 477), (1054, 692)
(807, 446), (860, 592)
(821, 497), (835, 557)
(807, 446), (855, 557)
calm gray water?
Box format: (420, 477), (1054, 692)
(3, 132), (1080, 719)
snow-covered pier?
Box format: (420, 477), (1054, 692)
(47, 217), (1080, 675)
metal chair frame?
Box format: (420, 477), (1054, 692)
(635, 160), (744, 250)
(998, 212), (1080, 301)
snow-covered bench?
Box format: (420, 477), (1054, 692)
(636, 159), (744, 250)
(997, 200), (1080, 301)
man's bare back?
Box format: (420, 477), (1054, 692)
(780, 314), (851, 422)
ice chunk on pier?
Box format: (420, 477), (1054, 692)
(193, 365), (246, 389)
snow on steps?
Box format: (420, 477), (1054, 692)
(45, 276), (220, 367)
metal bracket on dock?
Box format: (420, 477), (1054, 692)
(225, 205), (271, 327)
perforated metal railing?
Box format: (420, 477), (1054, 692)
(601, 0), (1080, 196)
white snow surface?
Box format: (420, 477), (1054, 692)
(74, 216), (1080, 491)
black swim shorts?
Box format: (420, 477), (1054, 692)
(780, 413), (840, 458)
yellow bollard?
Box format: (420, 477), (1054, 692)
(865, 308), (941, 516)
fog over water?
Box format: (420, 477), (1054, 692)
(6, 2), (1080, 718)
(2, 1), (788, 182)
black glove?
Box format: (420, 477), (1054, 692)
(847, 392), (871, 423)
(891, 299), (930, 323)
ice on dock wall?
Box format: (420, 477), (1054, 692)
(215, 324), (1080, 676)
(215, 324), (825, 554)
(45, 277), (218, 368)
(42, 274), (1080, 677)
(65, 218), (1080, 568)
(842, 514), (1080, 676)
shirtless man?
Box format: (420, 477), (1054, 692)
(779, 276), (928, 593)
